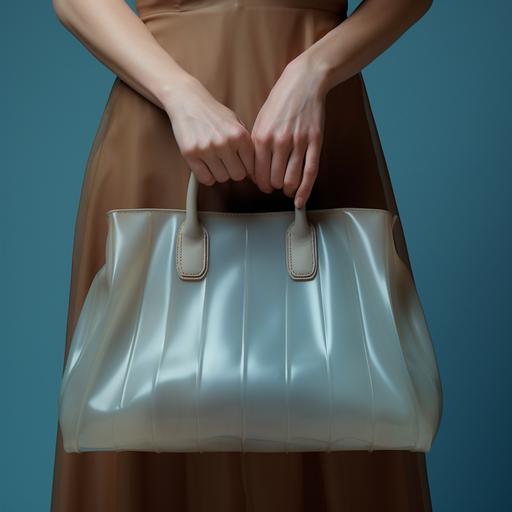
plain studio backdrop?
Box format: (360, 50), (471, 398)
(1, 1), (510, 510)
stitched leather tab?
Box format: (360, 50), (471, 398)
(176, 222), (208, 280)
(286, 221), (317, 281)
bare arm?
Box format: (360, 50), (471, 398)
(52, 0), (254, 184)
(251, 0), (433, 208)
(52, 0), (195, 109)
(301, 0), (434, 92)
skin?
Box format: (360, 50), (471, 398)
(52, 0), (433, 208)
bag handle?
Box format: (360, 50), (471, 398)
(176, 171), (317, 281)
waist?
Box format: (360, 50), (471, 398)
(136, 0), (348, 19)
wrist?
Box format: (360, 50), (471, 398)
(288, 52), (336, 98)
(154, 72), (201, 113)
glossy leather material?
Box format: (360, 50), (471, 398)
(58, 187), (443, 453)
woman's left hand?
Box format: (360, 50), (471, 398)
(250, 57), (329, 209)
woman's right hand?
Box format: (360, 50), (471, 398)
(162, 76), (255, 186)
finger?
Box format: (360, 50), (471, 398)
(188, 158), (216, 186)
(270, 135), (293, 190)
(232, 117), (254, 176)
(253, 135), (273, 193)
(217, 145), (247, 181)
(201, 153), (230, 183)
(283, 136), (307, 198)
(236, 136), (255, 178)
(294, 139), (321, 208)
(247, 169), (257, 184)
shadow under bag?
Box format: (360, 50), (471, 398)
(58, 172), (443, 453)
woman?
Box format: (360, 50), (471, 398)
(51, 0), (435, 510)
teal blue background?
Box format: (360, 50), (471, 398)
(2, 1), (510, 510)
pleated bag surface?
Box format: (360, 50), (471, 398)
(58, 173), (443, 453)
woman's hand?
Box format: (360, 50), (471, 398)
(249, 0), (434, 209)
(163, 76), (255, 186)
(251, 58), (329, 209)
(52, 0), (254, 186)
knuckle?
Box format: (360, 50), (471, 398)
(274, 131), (291, 146)
(211, 137), (227, 151)
(283, 176), (299, 190)
(189, 141), (214, 155)
(270, 176), (284, 189)
(198, 174), (215, 186)
(293, 131), (308, 145)
(257, 178), (273, 192)
(231, 170), (246, 181)
(304, 165), (318, 177)
(253, 132), (272, 146)
(229, 126), (248, 143)
(309, 129), (322, 142)
(182, 145), (198, 158)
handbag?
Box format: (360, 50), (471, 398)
(58, 172), (443, 453)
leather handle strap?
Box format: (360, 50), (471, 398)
(176, 171), (317, 281)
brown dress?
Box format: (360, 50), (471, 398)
(50, 0), (433, 510)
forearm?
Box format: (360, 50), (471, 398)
(52, 0), (197, 110)
(294, 0), (433, 94)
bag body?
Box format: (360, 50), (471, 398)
(58, 175), (442, 453)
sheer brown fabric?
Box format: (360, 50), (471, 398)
(51, 1), (432, 510)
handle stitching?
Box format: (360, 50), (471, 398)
(286, 224), (316, 278)
(176, 224), (208, 278)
